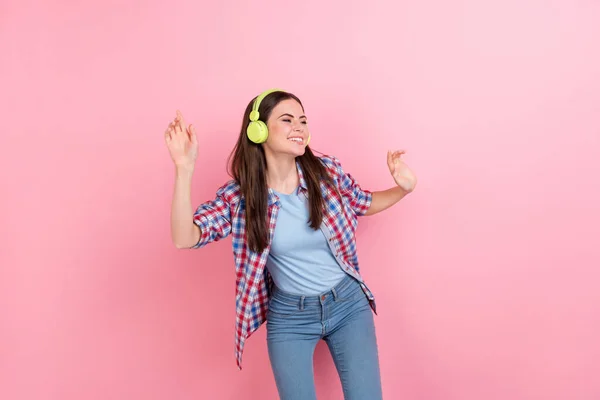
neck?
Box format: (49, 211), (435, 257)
(264, 152), (299, 194)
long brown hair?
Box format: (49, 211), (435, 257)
(227, 91), (336, 253)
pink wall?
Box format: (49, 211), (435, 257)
(2, 0), (599, 399)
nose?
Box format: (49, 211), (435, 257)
(293, 121), (304, 132)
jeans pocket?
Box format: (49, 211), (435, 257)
(267, 296), (303, 317)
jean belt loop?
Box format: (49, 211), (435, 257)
(300, 296), (305, 311)
(331, 287), (338, 301)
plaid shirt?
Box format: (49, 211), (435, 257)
(192, 154), (376, 370)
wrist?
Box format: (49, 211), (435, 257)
(175, 164), (195, 177)
(395, 181), (413, 194)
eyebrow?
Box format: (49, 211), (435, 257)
(278, 113), (307, 120)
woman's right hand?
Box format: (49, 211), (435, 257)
(165, 110), (198, 170)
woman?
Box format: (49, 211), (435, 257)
(165, 89), (417, 399)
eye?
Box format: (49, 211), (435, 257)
(282, 119), (291, 123)
(301, 121), (307, 125)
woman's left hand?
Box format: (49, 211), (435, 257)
(387, 150), (417, 193)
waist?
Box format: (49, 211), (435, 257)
(270, 273), (362, 307)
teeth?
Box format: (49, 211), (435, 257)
(288, 138), (302, 143)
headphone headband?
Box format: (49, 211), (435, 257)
(249, 88), (284, 122)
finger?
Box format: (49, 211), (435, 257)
(189, 124), (198, 144)
(164, 129), (172, 142)
(393, 150), (405, 162)
(176, 110), (187, 133)
(387, 150), (394, 170)
(176, 110), (185, 123)
(174, 117), (182, 134)
(174, 111), (181, 129)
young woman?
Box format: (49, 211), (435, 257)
(165, 89), (417, 399)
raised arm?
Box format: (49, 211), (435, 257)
(165, 110), (201, 248)
(330, 150), (417, 217)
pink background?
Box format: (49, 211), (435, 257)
(2, 0), (599, 399)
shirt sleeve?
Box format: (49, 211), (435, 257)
(191, 183), (233, 248)
(330, 156), (373, 216)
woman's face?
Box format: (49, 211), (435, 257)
(263, 99), (309, 158)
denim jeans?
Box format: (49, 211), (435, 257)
(266, 274), (383, 400)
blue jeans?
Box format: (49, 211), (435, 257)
(266, 274), (383, 400)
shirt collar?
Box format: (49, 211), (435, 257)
(296, 160), (308, 192)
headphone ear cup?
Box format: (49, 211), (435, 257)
(247, 120), (269, 144)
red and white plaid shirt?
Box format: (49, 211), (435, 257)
(192, 154), (376, 369)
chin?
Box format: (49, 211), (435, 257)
(291, 147), (306, 157)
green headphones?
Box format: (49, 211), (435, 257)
(246, 88), (310, 146)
